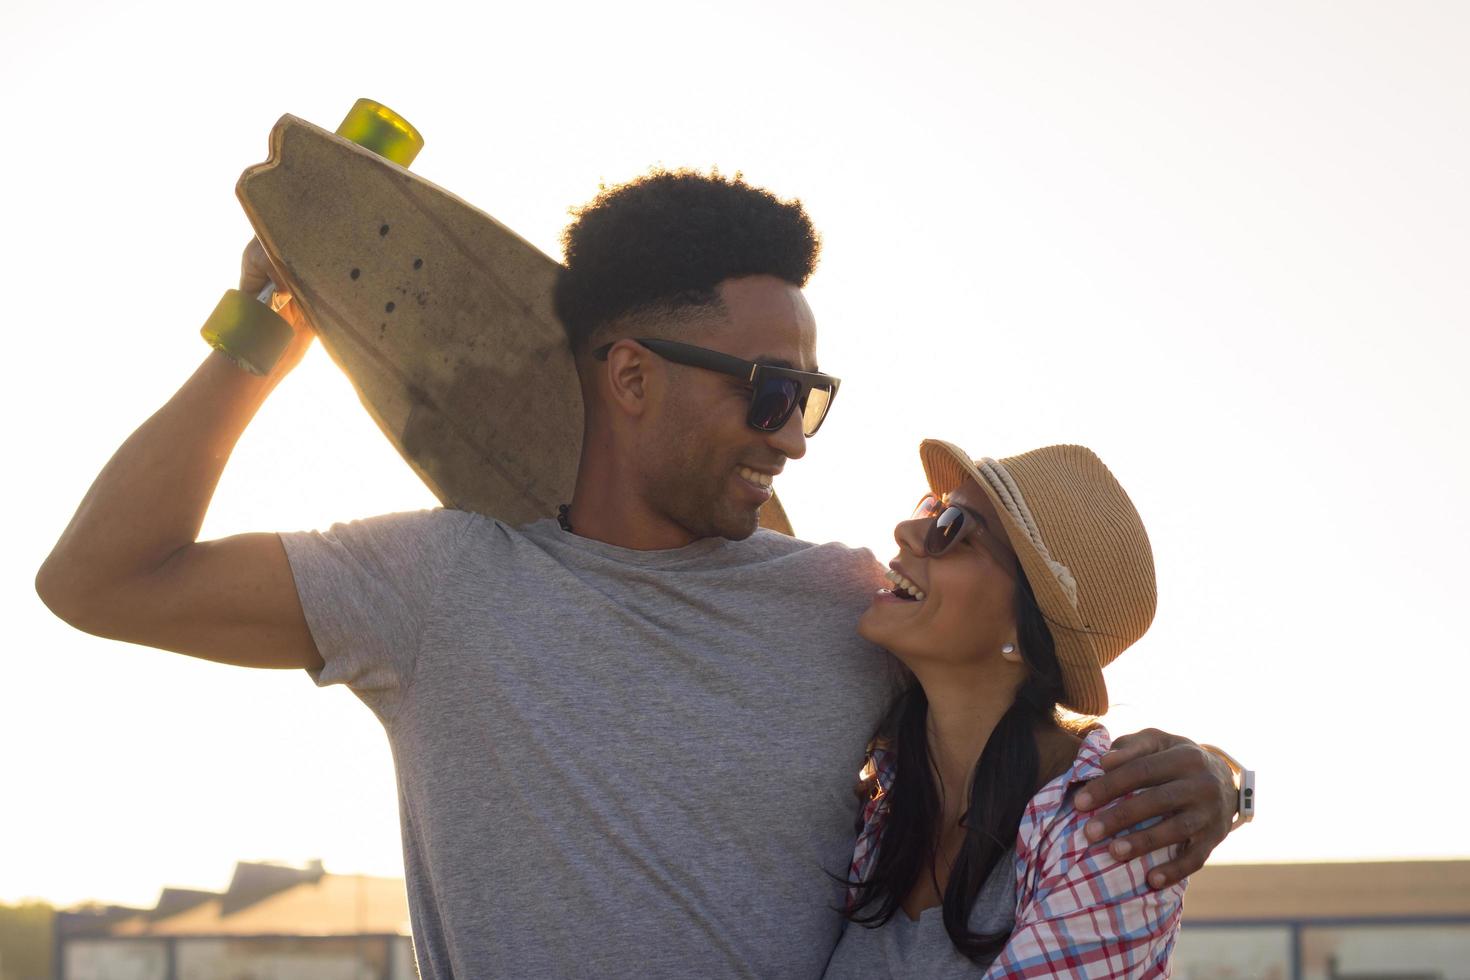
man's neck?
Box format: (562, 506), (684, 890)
(564, 439), (703, 551)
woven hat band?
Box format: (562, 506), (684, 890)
(976, 457), (1079, 609)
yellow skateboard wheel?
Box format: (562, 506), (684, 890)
(335, 99), (424, 167)
(201, 288), (296, 376)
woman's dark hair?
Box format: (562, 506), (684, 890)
(845, 570), (1071, 962)
(552, 169), (821, 354)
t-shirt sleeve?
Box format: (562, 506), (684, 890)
(804, 540), (888, 609)
(277, 508), (476, 721)
(982, 795), (1186, 979)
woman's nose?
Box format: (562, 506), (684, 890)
(894, 516), (928, 556)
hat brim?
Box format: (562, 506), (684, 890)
(919, 439), (1108, 715)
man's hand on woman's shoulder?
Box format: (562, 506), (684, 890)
(1070, 728), (1240, 889)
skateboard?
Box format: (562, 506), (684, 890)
(222, 103), (795, 535)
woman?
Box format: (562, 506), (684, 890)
(825, 440), (1184, 978)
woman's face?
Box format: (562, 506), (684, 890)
(859, 477), (1023, 668)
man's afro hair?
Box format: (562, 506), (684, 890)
(553, 169), (821, 352)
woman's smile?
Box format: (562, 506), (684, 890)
(883, 565), (927, 602)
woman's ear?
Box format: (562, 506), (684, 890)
(1000, 641), (1023, 664)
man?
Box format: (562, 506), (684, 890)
(38, 170), (1240, 977)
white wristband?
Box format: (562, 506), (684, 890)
(1200, 744), (1255, 830)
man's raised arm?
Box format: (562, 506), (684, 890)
(35, 241), (323, 671)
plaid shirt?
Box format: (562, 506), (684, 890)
(849, 727), (1185, 978)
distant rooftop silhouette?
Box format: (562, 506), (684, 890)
(61, 860), (410, 938)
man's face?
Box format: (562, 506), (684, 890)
(644, 275), (820, 541)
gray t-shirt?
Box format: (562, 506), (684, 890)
(278, 510), (894, 979)
(822, 850), (1017, 979)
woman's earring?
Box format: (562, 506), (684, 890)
(1001, 643), (1016, 654)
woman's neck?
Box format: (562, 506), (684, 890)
(893, 662), (1024, 920)
(912, 662), (1022, 824)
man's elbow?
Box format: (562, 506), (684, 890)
(35, 554), (112, 634)
(36, 553), (73, 615)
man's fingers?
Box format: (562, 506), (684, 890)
(1141, 847), (1209, 890)
(1088, 801), (1215, 890)
(1097, 728), (1167, 772)
(1101, 805), (1200, 859)
(1077, 751), (1165, 812)
(1077, 742), (1212, 812)
(239, 238), (269, 293)
(1083, 782), (1181, 842)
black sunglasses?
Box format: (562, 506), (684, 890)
(593, 337), (841, 437)
(913, 494), (1019, 572)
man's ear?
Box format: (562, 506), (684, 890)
(604, 339), (653, 420)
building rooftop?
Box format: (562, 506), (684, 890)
(1183, 859), (1470, 921)
(66, 862), (410, 938)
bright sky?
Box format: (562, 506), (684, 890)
(3, 1), (1466, 909)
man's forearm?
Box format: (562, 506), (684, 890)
(37, 350), (282, 614)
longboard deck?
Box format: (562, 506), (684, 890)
(237, 115), (794, 535)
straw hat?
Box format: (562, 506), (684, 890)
(918, 440), (1156, 715)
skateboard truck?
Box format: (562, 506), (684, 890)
(200, 99), (424, 375)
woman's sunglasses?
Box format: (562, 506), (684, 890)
(593, 337), (842, 437)
(913, 493), (1018, 572)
